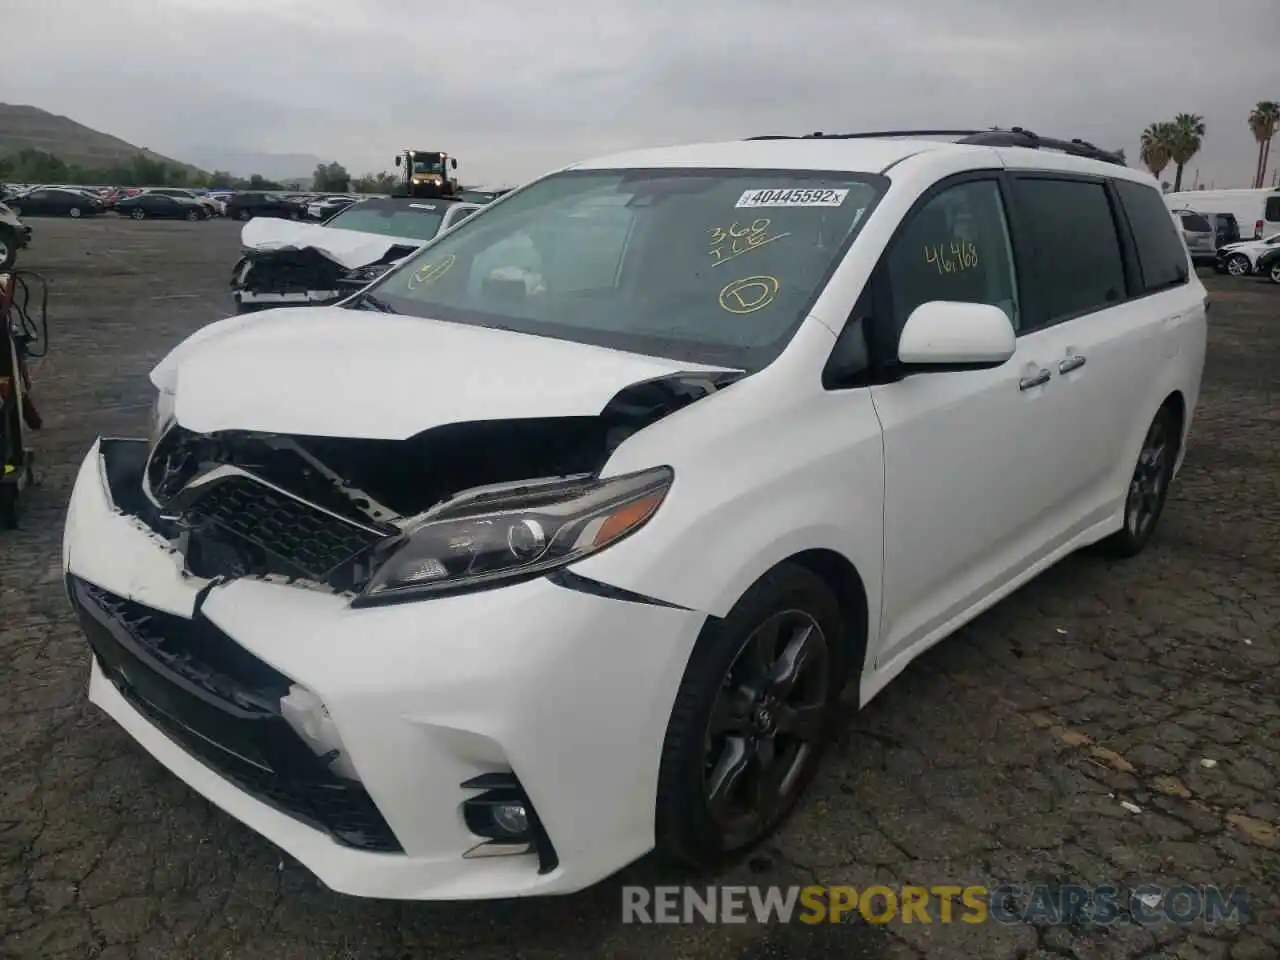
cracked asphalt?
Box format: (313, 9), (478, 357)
(1, 217), (1277, 960)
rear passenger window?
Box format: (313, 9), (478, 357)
(1266, 196), (1280, 222)
(1013, 178), (1126, 324)
(885, 179), (1020, 335)
(1114, 180), (1191, 293)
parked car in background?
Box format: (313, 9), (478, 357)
(1215, 231), (1280, 276)
(231, 196), (480, 311)
(1164, 187), (1280, 240)
(306, 195), (358, 220)
(141, 187), (222, 218)
(114, 193), (208, 221)
(0, 201), (32, 270)
(6, 187), (104, 218)
(1171, 209), (1216, 266)
(1257, 244), (1280, 283)
(225, 192), (303, 221)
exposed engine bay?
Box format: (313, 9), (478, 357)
(124, 371), (742, 595)
(232, 244), (418, 310)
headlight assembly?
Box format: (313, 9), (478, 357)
(355, 466), (674, 605)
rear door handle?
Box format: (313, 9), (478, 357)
(1058, 354), (1087, 374)
(1019, 369), (1051, 391)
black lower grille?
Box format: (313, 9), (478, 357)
(72, 576), (402, 853)
(182, 476), (384, 586)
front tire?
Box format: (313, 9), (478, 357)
(1226, 253), (1251, 277)
(1270, 261), (1280, 284)
(186, 209), (200, 221)
(68, 207), (82, 218)
(655, 563), (845, 867)
(1099, 404), (1180, 558)
(0, 227), (16, 271)
(131, 208), (145, 220)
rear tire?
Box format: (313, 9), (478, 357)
(69, 207), (82, 218)
(131, 208), (145, 220)
(655, 563), (845, 867)
(1098, 404), (1180, 558)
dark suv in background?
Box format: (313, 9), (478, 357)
(225, 192), (303, 221)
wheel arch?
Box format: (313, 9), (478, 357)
(755, 548), (871, 691)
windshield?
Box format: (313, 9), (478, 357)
(326, 199), (446, 241)
(360, 168), (886, 368)
(412, 158), (444, 175)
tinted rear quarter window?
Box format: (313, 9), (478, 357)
(1179, 212), (1212, 232)
(1266, 196), (1280, 221)
(1114, 180), (1190, 293)
(1012, 177), (1127, 324)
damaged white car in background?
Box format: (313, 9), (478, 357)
(230, 196), (480, 312)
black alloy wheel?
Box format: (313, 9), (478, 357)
(656, 563), (845, 865)
(1099, 404), (1179, 557)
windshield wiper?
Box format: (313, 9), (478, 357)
(351, 292), (398, 313)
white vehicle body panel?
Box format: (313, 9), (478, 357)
(240, 217), (425, 270)
(64, 135), (1209, 900)
(152, 306), (738, 439)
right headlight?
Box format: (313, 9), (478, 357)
(355, 466), (673, 605)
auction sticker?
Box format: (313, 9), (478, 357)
(736, 188), (848, 208)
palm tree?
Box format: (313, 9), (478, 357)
(1248, 101), (1280, 188)
(1168, 113), (1206, 192)
(1140, 122), (1176, 181)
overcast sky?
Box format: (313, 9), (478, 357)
(5, 0), (1277, 188)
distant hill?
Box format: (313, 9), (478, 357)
(0, 103), (202, 175)
(178, 146), (329, 182)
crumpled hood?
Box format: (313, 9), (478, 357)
(151, 306), (739, 440)
(241, 217), (424, 270)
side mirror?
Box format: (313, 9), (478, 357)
(394, 156), (402, 167)
(897, 301), (1015, 370)
(451, 157), (458, 169)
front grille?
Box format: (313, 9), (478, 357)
(73, 576), (403, 853)
(183, 476), (384, 584)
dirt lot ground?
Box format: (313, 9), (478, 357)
(1, 217), (1277, 960)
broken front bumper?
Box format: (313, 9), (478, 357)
(64, 437), (708, 900)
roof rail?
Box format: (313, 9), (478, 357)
(745, 130), (982, 141)
(956, 127), (1126, 165)
(744, 126), (1126, 166)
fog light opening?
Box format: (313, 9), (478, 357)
(459, 772), (560, 873)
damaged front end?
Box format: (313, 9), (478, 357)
(123, 371), (742, 603)
(231, 244), (417, 312)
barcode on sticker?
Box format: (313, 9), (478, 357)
(736, 188), (849, 208)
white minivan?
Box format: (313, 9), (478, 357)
(64, 129), (1207, 901)
(1164, 186), (1280, 240)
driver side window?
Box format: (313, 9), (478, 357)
(885, 179), (1020, 338)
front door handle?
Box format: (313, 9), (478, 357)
(1019, 369), (1051, 391)
(1059, 354), (1087, 374)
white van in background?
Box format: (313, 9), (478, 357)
(1164, 187), (1280, 240)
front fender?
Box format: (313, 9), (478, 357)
(567, 372), (885, 633)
